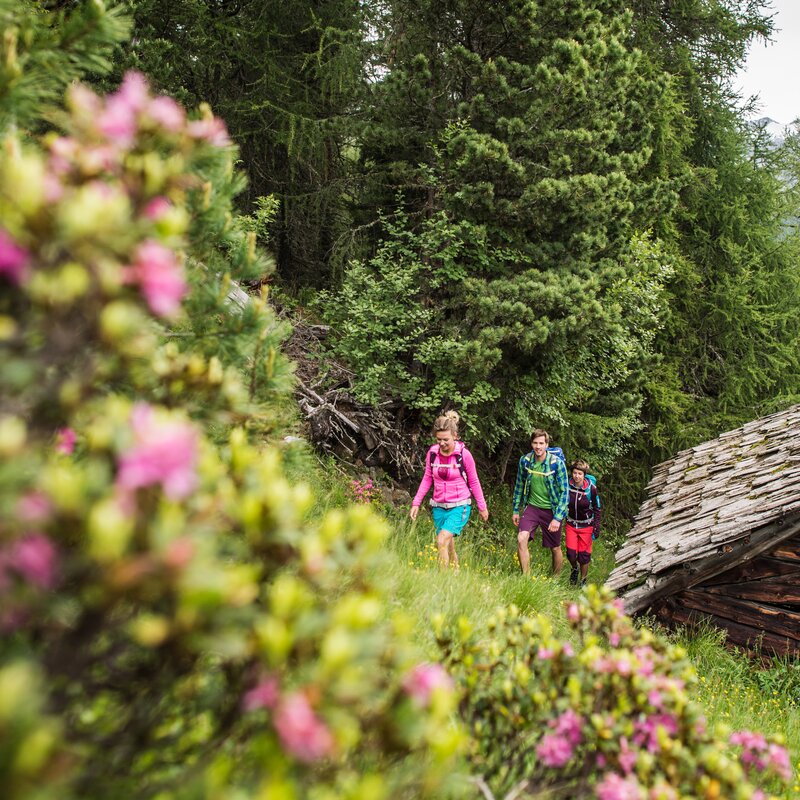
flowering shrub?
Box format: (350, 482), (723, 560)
(0, 65), (463, 798)
(350, 477), (377, 504)
(437, 586), (790, 799)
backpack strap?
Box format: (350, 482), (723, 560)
(430, 443), (469, 486)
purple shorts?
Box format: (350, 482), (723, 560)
(519, 504), (562, 549)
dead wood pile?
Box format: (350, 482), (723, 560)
(282, 313), (423, 480)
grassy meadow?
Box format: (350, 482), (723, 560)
(297, 452), (800, 796)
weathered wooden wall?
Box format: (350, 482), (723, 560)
(651, 533), (800, 656)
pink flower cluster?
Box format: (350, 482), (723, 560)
(72, 71), (230, 151)
(242, 677), (333, 763)
(0, 229), (30, 285)
(0, 533), (58, 591)
(730, 730), (791, 781)
(596, 772), (644, 800)
(55, 427), (77, 455)
(124, 239), (187, 318)
(116, 404), (198, 500)
(350, 478), (376, 504)
(536, 709), (584, 768)
(402, 662), (453, 708)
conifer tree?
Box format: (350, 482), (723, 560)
(335, 0), (677, 457)
(112, 0), (366, 285)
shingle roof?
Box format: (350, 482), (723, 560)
(607, 404), (800, 612)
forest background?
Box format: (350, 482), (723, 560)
(2, 0), (800, 798)
(110, 0), (800, 518)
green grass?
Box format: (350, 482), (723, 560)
(288, 449), (800, 795)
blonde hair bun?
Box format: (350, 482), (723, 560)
(433, 410), (460, 438)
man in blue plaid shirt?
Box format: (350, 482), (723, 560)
(512, 429), (569, 575)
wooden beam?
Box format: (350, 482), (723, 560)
(655, 605), (798, 656)
(702, 582), (800, 605)
(620, 515), (800, 614)
(701, 556), (800, 586)
(680, 590), (800, 642)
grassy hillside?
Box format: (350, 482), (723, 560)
(298, 451), (800, 796)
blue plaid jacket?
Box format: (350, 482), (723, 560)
(512, 451), (569, 520)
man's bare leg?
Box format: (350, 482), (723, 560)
(517, 530), (532, 574)
(550, 546), (563, 576)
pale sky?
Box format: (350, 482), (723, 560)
(734, 0), (800, 124)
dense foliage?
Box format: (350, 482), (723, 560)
(98, 0), (800, 508)
(0, 12), (462, 796)
(441, 586), (790, 798)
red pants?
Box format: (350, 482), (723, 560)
(565, 524), (593, 565)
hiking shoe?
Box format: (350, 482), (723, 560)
(580, 577), (587, 588)
(569, 567), (579, 586)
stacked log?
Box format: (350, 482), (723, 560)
(652, 533), (800, 656)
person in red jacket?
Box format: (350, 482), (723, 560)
(565, 459), (601, 587)
(410, 411), (489, 569)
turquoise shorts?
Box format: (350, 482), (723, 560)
(431, 504), (472, 536)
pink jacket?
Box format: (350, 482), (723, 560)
(412, 442), (487, 511)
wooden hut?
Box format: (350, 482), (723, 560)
(607, 404), (800, 656)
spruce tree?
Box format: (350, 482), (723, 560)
(111, 0), (366, 285)
(336, 0), (677, 458)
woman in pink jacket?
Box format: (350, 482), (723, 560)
(410, 411), (489, 568)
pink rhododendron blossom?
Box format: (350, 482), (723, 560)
(49, 136), (79, 175)
(143, 196), (172, 220)
(116, 404), (198, 500)
(402, 662), (453, 707)
(614, 657), (632, 676)
(618, 736), (637, 775)
(55, 427), (77, 455)
(10, 534), (58, 589)
(98, 72), (149, 147)
(148, 96), (185, 132)
(536, 733), (573, 768)
(98, 98), (138, 148)
(537, 647), (554, 660)
(117, 72), (150, 112)
(596, 772), (644, 800)
(633, 714), (678, 753)
(273, 692), (333, 763)
(15, 493), (52, 523)
(43, 174), (64, 203)
(0, 230), (30, 284)
(633, 646), (655, 676)
(187, 116), (231, 146)
(562, 642), (574, 657)
(243, 676), (280, 712)
(609, 632), (620, 646)
(552, 709), (583, 747)
(730, 730), (768, 751)
(647, 689), (663, 710)
(566, 603), (580, 621)
(767, 743), (791, 780)
(126, 240), (187, 317)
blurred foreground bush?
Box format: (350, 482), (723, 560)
(0, 36), (462, 799)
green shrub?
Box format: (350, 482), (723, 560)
(438, 585), (790, 799)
